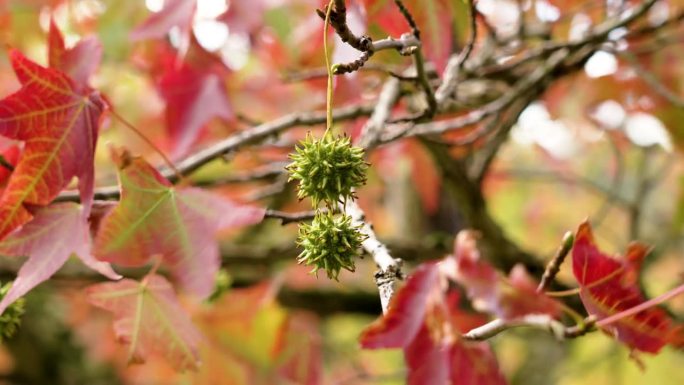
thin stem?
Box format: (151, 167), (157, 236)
(596, 282), (684, 328)
(264, 209), (319, 225)
(108, 108), (184, 183)
(393, 0), (420, 38)
(0, 155), (14, 172)
(537, 231), (574, 293)
(323, 0), (336, 132)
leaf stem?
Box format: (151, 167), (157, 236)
(108, 107), (185, 184)
(323, 0), (336, 133)
(596, 282), (684, 328)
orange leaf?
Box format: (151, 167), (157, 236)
(0, 49), (105, 239)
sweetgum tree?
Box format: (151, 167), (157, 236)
(0, 0), (684, 383)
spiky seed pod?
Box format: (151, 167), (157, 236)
(0, 281), (25, 341)
(296, 211), (367, 280)
(287, 133), (368, 208)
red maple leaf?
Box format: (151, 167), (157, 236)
(0, 49), (104, 239)
(0, 203), (120, 314)
(443, 231), (561, 320)
(0, 141), (19, 185)
(48, 19), (102, 88)
(93, 149), (265, 298)
(157, 50), (233, 158)
(572, 221), (679, 353)
(360, 262), (508, 385)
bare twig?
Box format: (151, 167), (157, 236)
(345, 200), (402, 314)
(393, 0), (420, 38)
(462, 315), (596, 341)
(264, 209), (318, 225)
(413, 48), (438, 119)
(386, 48), (569, 142)
(537, 232), (575, 293)
(615, 48), (684, 108)
(356, 78), (401, 148)
(435, 0), (477, 104)
(316, 0), (371, 51)
(192, 163), (287, 187)
(468, 93), (539, 183)
(56, 104), (374, 202)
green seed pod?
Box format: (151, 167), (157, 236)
(0, 281), (25, 341)
(296, 211), (367, 280)
(287, 133), (368, 208)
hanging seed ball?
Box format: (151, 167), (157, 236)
(0, 281), (25, 341)
(296, 211), (367, 280)
(287, 133), (368, 207)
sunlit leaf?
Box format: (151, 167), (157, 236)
(94, 149), (265, 298)
(0, 203), (120, 315)
(0, 50), (104, 239)
(48, 19), (102, 87)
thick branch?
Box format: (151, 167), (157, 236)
(346, 201), (402, 314)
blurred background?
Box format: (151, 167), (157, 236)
(0, 0), (684, 384)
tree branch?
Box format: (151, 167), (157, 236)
(56, 104), (374, 202)
(345, 200), (402, 314)
(462, 315), (596, 341)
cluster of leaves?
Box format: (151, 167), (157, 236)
(0, 0), (683, 383)
(357, 223), (684, 384)
(0, 19), (265, 369)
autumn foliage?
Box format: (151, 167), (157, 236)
(0, 0), (684, 384)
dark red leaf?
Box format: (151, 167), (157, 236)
(359, 262), (441, 348)
(572, 221), (677, 353)
(158, 56), (232, 158)
(360, 256), (507, 384)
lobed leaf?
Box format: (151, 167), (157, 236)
(158, 57), (232, 158)
(94, 150), (265, 298)
(445, 231), (561, 320)
(0, 50), (104, 239)
(360, 256), (507, 385)
(87, 274), (202, 370)
(572, 221), (678, 353)
(0, 203), (120, 315)
(48, 19), (103, 88)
